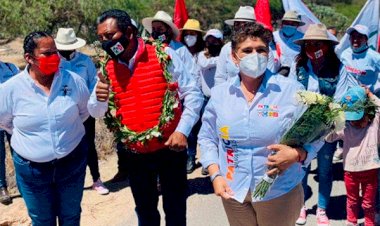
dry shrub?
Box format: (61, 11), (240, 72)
(95, 118), (117, 159)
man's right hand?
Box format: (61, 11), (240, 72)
(96, 71), (110, 102)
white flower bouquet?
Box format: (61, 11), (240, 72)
(252, 91), (345, 201)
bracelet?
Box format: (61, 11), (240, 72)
(210, 171), (222, 182)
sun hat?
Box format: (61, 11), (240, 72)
(180, 19), (204, 33)
(142, 11), (180, 38)
(55, 28), (86, 50)
(341, 86), (367, 121)
(225, 6), (256, 26)
(346, 24), (369, 38)
(294, 24), (339, 45)
(203, 29), (223, 41)
(282, 10), (305, 26)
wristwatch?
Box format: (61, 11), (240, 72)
(210, 171), (222, 182)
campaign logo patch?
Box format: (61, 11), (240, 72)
(257, 104), (279, 118)
(111, 42), (125, 56)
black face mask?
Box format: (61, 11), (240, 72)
(59, 50), (75, 60)
(101, 35), (129, 59)
(207, 43), (222, 57)
(151, 31), (171, 43)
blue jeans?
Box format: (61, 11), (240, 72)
(302, 141), (337, 209)
(13, 138), (88, 226)
(0, 131), (12, 188)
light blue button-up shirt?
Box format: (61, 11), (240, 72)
(169, 40), (199, 86)
(0, 61), (19, 83)
(59, 51), (98, 93)
(88, 40), (203, 137)
(199, 72), (323, 203)
(197, 50), (218, 97)
(0, 61), (19, 132)
(273, 29), (303, 67)
(0, 67), (90, 162)
(340, 47), (380, 94)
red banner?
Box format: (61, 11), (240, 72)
(173, 0), (189, 29)
(255, 0), (273, 31)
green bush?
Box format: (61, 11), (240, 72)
(307, 4), (350, 36)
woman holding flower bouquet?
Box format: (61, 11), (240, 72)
(198, 23), (322, 226)
(289, 24), (356, 226)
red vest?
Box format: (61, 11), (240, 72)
(105, 39), (182, 153)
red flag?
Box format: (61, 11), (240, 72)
(254, 0), (273, 31)
(173, 0), (189, 29)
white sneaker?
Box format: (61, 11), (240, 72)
(345, 221), (358, 226)
(296, 205), (307, 225)
(92, 179), (109, 195)
(316, 208), (329, 226)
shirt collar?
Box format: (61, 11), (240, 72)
(23, 65), (59, 86)
(231, 70), (272, 92)
(59, 51), (77, 62)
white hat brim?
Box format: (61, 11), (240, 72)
(142, 17), (179, 38)
(346, 27), (368, 37)
(293, 37), (339, 45)
(224, 18), (256, 26)
(180, 28), (205, 33)
(55, 38), (86, 50)
(282, 19), (305, 26)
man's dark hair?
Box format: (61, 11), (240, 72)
(23, 31), (51, 55)
(97, 9), (132, 32)
(231, 23), (272, 51)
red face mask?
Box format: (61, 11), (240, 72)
(35, 53), (60, 76)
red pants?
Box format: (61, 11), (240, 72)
(344, 169), (378, 226)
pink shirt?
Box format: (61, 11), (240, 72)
(326, 96), (380, 172)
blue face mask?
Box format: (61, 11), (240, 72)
(281, 25), (297, 37)
(352, 43), (369, 53)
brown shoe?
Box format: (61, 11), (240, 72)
(0, 187), (12, 205)
(110, 171), (128, 183)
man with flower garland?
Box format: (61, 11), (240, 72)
(142, 11), (201, 174)
(87, 9), (203, 226)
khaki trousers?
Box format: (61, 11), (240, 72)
(222, 184), (303, 226)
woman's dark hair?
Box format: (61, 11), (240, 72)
(23, 31), (51, 55)
(180, 30), (205, 54)
(231, 23), (272, 52)
(97, 9), (131, 32)
(295, 41), (341, 78)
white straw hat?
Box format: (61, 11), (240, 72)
(142, 11), (180, 38)
(294, 24), (339, 45)
(55, 28), (86, 50)
(225, 6), (256, 26)
(282, 10), (305, 26)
